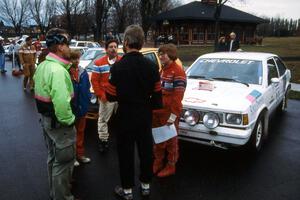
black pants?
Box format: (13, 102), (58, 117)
(115, 105), (153, 188)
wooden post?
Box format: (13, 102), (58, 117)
(205, 27), (208, 44)
(189, 27), (192, 45)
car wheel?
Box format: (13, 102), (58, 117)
(247, 115), (264, 153)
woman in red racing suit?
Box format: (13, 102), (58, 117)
(152, 44), (186, 177)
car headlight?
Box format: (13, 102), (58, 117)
(203, 112), (219, 129)
(225, 113), (242, 125)
(183, 110), (200, 126)
(90, 94), (97, 104)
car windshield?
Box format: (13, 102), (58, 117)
(81, 49), (104, 60)
(187, 58), (263, 85)
(86, 52), (106, 72)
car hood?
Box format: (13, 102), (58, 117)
(183, 79), (263, 112)
(79, 60), (92, 69)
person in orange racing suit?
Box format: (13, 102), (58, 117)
(152, 43), (186, 178)
(91, 39), (122, 153)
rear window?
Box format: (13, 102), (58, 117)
(77, 42), (85, 47)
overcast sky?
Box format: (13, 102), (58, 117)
(184, 0), (300, 19)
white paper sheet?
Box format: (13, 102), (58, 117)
(152, 124), (177, 144)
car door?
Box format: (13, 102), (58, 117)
(266, 58), (280, 112)
(273, 56), (288, 98)
(143, 52), (160, 71)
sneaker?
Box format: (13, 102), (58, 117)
(114, 185), (133, 200)
(1, 70), (7, 73)
(74, 160), (80, 167)
(140, 183), (150, 197)
(78, 156), (91, 163)
(99, 140), (109, 153)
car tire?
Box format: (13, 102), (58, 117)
(247, 115), (264, 153)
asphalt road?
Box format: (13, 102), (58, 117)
(0, 60), (300, 200)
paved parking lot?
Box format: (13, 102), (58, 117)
(0, 60), (300, 200)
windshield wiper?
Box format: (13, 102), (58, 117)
(211, 77), (249, 87)
(188, 75), (213, 81)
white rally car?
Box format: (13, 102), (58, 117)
(179, 52), (291, 151)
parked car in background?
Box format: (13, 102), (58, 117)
(79, 48), (105, 69)
(4, 45), (11, 58)
(85, 48), (165, 119)
(40, 41), (47, 51)
(179, 52), (291, 152)
(70, 46), (88, 55)
(70, 40), (101, 48)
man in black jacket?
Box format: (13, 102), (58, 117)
(106, 25), (162, 200)
(228, 32), (240, 51)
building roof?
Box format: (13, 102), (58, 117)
(153, 1), (266, 24)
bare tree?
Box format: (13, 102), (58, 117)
(213, 0), (245, 51)
(140, 0), (179, 37)
(0, 0), (30, 36)
(29, 0), (57, 35)
(213, 0), (229, 51)
(58, 0), (84, 37)
(94, 0), (111, 41)
(81, 0), (94, 39)
(111, 0), (140, 33)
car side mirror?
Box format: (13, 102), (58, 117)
(271, 77), (280, 84)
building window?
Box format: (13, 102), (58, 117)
(192, 26), (204, 44)
(206, 24), (215, 42)
(179, 26), (189, 44)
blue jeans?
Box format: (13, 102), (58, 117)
(0, 53), (5, 71)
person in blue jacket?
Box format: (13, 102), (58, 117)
(69, 50), (92, 166)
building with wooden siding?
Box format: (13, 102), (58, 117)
(152, 0), (266, 45)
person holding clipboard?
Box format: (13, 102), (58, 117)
(152, 43), (186, 178)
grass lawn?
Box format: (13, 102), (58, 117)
(285, 61), (300, 83)
(177, 37), (300, 83)
(241, 37), (300, 57)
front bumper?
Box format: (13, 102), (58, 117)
(179, 122), (254, 147)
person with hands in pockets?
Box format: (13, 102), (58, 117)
(91, 39), (122, 153)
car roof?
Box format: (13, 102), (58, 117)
(200, 52), (278, 61)
(140, 48), (158, 52)
(74, 41), (97, 43)
(86, 48), (105, 51)
(70, 46), (88, 49)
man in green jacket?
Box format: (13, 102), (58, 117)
(34, 28), (78, 200)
